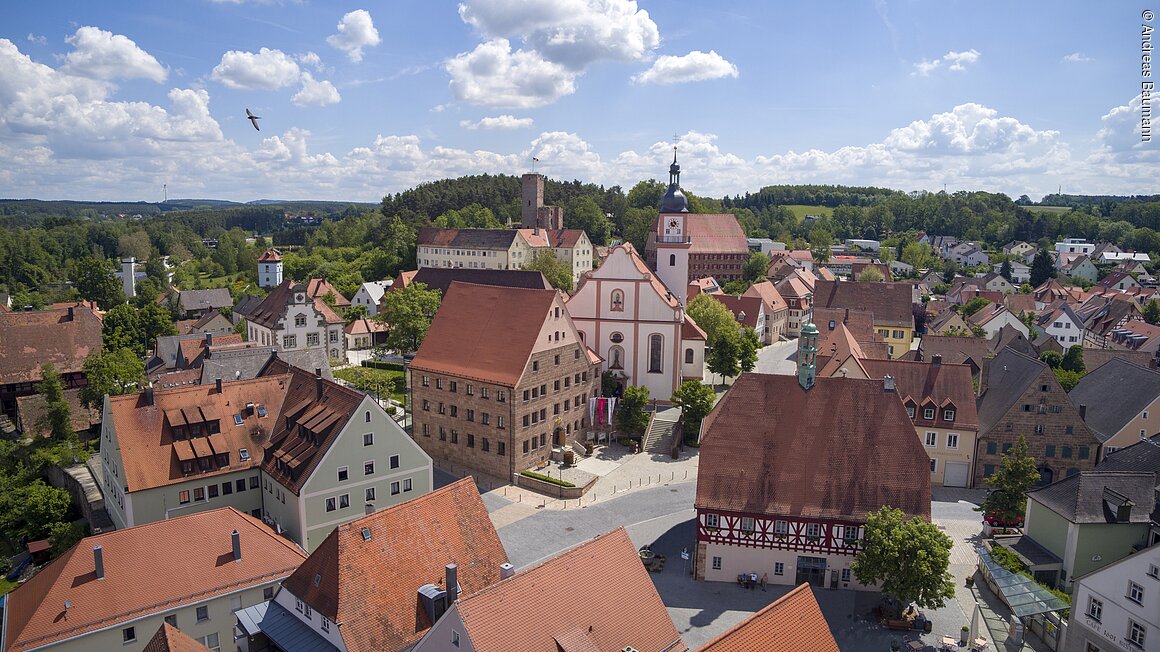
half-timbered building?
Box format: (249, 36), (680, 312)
(693, 325), (931, 589)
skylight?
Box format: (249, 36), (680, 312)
(239, 448), (250, 461)
(361, 528), (372, 541)
(257, 405), (267, 418)
(233, 414), (244, 426)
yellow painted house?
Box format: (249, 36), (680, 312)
(815, 280), (915, 359)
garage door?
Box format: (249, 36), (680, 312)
(943, 462), (969, 488)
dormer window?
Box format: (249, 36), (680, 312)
(943, 409), (956, 422)
(923, 408), (935, 420)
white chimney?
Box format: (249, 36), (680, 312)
(883, 375), (896, 392)
(121, 257), (136, 298)
(499, 562), (515, 580)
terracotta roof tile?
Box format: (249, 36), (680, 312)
(3, 508), (305, 652)
(259, 363), (365, 494)
(815, 280), (915, 328)
(454, 528), (686, 652)
(860, 359), (979, 430)
(715, 295), (765, 328)
(743, 281), (787, 312)
(0, 307), (103, 383)
(282, 478), (508, 652)
(697, 583), (838, 652)
(142, 624), (212, 652)
(305, 279), (350, 307)
(411, 282), (566, 387)
(682, 214), (748, 255)
(389, 268), (552, 297)
(696, 374), (931, 521)
(344, 317), (387, 335)
(107, 375), (291, 492)
(258, 248), (282, 262)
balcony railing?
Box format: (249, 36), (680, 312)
(656, 235), (691, 244)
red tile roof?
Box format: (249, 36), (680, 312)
(653, 214), (748, 255)
(744, 280), (787, 313)
(16, 388), (101, 437)
(106, 375), (290, 492)
(518, 228), (588, 248)
(344, 317), (387, 335)
(697, 583), (838, 652)
(142, 624), (212, 652)
(715, 294), (766, 329)
(696, 373), (931, 521)
(411, 282), (567, 387)
(3, 508), (305, 652)
(815, 280), (914, 329)
(283, 478), (508, 652)
(860, 358), (979, 430)
(453, 528), (686, 652)
(305, 279), (350, 307)
(0, 307), (103, 384)
(258, 248), (282, 262)
(247, 280), (344, 329)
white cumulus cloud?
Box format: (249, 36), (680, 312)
(445, 38), (576, 108)
(292, 73), (341, 107)
(633, 50), (738, 85)
(326, 10), (381, 63)
(211, 47), (301, 90)
(460, 115), (534, 130)
(1063, 52), (1093, 63)
(26, 33), (46, 46)
(62, 26), (167, 83)
(912, 49), (981, 76)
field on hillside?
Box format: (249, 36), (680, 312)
(1025, 205), (1072, 214)
(782, 205), (835, 220)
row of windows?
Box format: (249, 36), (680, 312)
(876, 329), (909, 340)
(283, 331), (339, 348)
(1087, 593), (1147, 647)
(421, 376), (506, 402)
(924, 432), (960, 449)
(704, 514), (858, 540)
(420, 423), (511, 456)
(984, 441), (1089, 459)
(325, 479), (413, 512)
(179, 475), (259, 504)
(336, 456), (399, 481)
(907, 406), (957, 422)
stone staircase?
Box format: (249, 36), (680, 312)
(642, 409), (681, 455)
(0, 413), (18, 438)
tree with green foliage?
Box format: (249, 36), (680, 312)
(961, 297), (991, 318)
(999, 259), (1013, 282)
(377, 282), (442, 353)
(49, 521), (85, 556)
(721, 280), (749, 295)
(743, 251), (771, 283)
(524, 249), (574, 292)
(942, 260), (960, 284)
(617, 385), (651, 434)
(707, 329), (741, 383)
(600, 371), (619, 397)
(901, 241), (935, 271)
(852, 505), (956, 610)
(1039, 351), (1063, 368)
(686, 293), (737, 345)
(1062, 345), (1086, 373)
(72, 256), (125, 310)
(344, 304), (368, 323)
(1054, 368), (1083, 392)
(80, 348), (145, 409)
(36, 363), (73, 440)
(1144, 299), (1160, 325)
(738, 327), (759, 373)
(0, 479), (72, 541)
(620, 207), (656, 252)
(808, 227), (833, 263)
(1030, 249), (1055, 287)
(856, 267), (884, 282)
(102, 303), (176, 356)
(980, 434), (1041, 524)
(670, 380), (715, 434)
(564, 196), (612, 245)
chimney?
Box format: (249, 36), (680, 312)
(843, 308), (849, 325)
(94, 545), (105, 580)
(215, 377), (223, 394)
(883, 375), (896, 392)
(315, 368), (324, 399)
(143, 385), (155, 406)
(67, 306), (74, 321)
(499, 562), (515, 580)
(932, 354), (942, 367)
(1079, 404), (1087, 419)
(445, 564), (459, 603)
(915, 349), (924, 362)
(231, 529), (241, 562)
(205, 332), (213, 347)
(365, 502), (375, 516)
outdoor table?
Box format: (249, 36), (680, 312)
(906, 640), (924, 652)
(972, 637), (989, 651)
(940, 635), (957, 651)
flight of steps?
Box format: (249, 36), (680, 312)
(642, 410), (681, 455)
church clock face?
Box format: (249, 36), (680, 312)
(665, 217), (681, 236)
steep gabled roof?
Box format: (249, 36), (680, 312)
(3, 508), (305, 652)
(976, 348), (1049, 434)
(397, 267), (552, 297)
(715, 294), (765, 329)
(696, 374), (931, 521)
(697, 583), (838, 652)
(0, 307), (103, 383)
(142, 624), (212, 652)
(304, 278), (350, 307)
(259, 363), (365, 495)
(283, 478), (508, 652)
(453, 528), (685, 652)
(1069, 358), (1160, 441)
(743, 280), (787, 312)
(652, 213), (747, 255)
(177, 288), (233, 313)
(417, 227), (520, 250)
(411, 282), (565, 387)
(814, 280), (914, 328)
(1028, 471), (1156, 524)
(861, 359), (978, 430)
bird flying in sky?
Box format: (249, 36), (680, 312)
(246, 108), (261, 131)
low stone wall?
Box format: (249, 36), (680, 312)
(514, 471), (598, 499)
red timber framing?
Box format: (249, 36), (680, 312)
(696, 509), (864, 556)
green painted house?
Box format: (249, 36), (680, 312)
(1000, 470), (1155, 592)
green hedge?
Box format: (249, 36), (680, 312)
(362, 360), (405, 372)
(520, 470), (576, 487)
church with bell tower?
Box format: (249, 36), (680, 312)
(644, 152), (749, 286)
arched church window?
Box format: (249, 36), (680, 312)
(669, 254), (676, 267)
(648, 334), (663, 373)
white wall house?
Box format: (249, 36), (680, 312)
(566, 244), (705, 402)
(351, 280), (392, 317)
(1065, 544), (1160, 652)
(246, 280), (345, 359)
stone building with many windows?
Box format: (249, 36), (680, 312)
(245, 279), (346, 360)
(409, 282), (600, 481)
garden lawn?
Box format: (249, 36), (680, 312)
(333, 366), (406, 404)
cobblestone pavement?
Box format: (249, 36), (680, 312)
(754, 339), (799, 376)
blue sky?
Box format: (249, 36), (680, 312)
(0, 1), (1154, 202)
